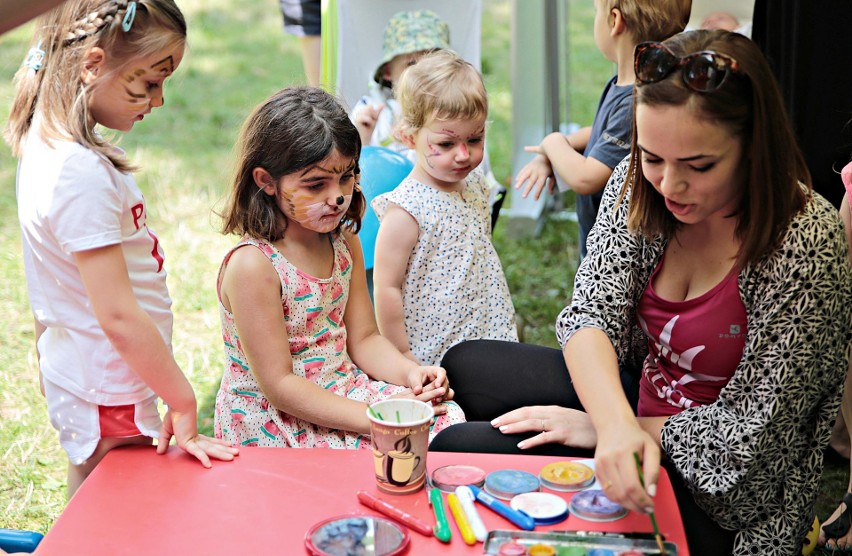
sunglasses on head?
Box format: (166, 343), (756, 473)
(634, 41), (740, 93)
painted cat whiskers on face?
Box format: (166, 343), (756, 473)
(121, 56), (176, 106)
(276, 158), (357, 233)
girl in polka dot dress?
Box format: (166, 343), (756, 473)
(213, 87), (465, 449)
(372, 50), (518, 367)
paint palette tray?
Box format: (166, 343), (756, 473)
(483, 530), (678, 555)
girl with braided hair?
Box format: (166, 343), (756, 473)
(4, 0), (238, 498)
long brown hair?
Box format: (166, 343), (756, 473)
(220, 87), (364, 242)
(4, 0), (186, 173)
(624, 30), (810, 268)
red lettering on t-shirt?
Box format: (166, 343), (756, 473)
(131, 203), (144, 230)
(148, 229), (164, 272)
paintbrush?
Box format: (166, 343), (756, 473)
(633, 452), (666, 555)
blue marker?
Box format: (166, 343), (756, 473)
(467, 485), (536, 530)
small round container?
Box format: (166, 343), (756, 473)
(431, 464), (486, 493)
(569, 489), (628, 522)
(509, 492), (569, 525)
(527, 543), (557, 556)
(304, 515), (409, 556)
(496, 540), (527, 556)
(539, 461), (595, 492)
(484, 469), (540, 500)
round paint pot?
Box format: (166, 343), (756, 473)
(496, 540), (527, 556)
(509, 492), (569, 526)
(484, 469), (540, 500)
(539, 461), (595, 492)
(431, 464), (486, 493)
(569, 489), (628, 522)
(586, 550), (616, 556)
(527, 543), (557, 556)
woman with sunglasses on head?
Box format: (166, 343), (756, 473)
(430, 29), (852, 555)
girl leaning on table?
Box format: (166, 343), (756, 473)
(212, 86), (465, 449)
(429, 30), (852, 555)
(4, 0), (238, 498)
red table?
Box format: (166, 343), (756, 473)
(37, 446), (689, 555)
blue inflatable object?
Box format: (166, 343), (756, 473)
(357, 146), (413, 270)
(0, 528), (44, 553)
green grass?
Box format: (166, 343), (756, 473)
(0, 0), (845, 536)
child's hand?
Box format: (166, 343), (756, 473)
(515, 153), (554, 200)
(404, 365), (447, 395)
(157, 408), (239, 468)
(388, 365), (453, 412)
(408, 365), (453, 405)
(390, 386), (451, 415)
(353, 103), (384, 146)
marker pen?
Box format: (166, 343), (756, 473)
(455, 485), (488, 542)
(447, 492), (477, 545)
(468, 485), (536, 530)
(356, 490), (433, 536)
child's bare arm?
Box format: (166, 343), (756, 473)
(344, 233), (449, 401)
(514, 154), (554, 200)
(74, 245), (237, 466)
(223, 245), (377, 434)
(372, 204), (419, 359)
(537, 132), (613, 195)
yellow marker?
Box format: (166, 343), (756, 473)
(447, 492), (477, 545)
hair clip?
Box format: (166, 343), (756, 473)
(23, 42), (45, 72)
(122, 1), (137, 32)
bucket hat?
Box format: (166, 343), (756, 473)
(373, 9), (450, 86)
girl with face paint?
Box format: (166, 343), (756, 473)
(7, 0), (238, 498)
(214, 87), (466, 449)
(371, 50), (518, 368)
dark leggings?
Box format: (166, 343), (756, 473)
(429, 340), (736, 556)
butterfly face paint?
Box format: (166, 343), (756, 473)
(410, 116), (486, 190)
(273, 150), (357, 234)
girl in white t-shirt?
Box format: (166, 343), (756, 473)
(5, 0), (237, 498)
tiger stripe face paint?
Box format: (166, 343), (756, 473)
(87, 47), (184, 132)
(271, 150), (357, 234)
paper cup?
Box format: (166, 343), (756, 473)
(367, 399), (433, 495)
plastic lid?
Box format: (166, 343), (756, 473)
(539, 461), (595, 492)
(569, 489), (628, 522)
(484, 469), (540, 500)
(509, 492), (569, 525)
(430, 464), (486, 493)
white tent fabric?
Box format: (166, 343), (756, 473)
(330, 0), (483, 113)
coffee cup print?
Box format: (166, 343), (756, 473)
(372, 448), (386, 481)
(384, 436), (421, 486)
(367, 399), (433, 495)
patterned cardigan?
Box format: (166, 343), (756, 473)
(556, 158), (852, 554)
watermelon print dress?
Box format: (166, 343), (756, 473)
(213, 234), (465, 449)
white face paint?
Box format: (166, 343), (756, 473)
(272, 150), (357, 234)
(297, 193), (354, 232)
